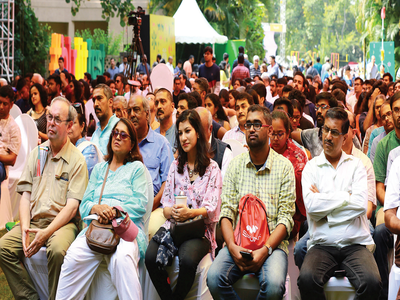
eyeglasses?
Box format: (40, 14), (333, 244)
(244, 123), (269, 130)
(112, 130), (131, 140)
(270, 132), (286, 139)
(315, 104), (330, 111)
(73, 103), (83, 115)
(46, 114), (69, 125)
(381, 111), (392, 120)
(322, 125), (344, 138)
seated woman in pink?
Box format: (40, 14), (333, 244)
(145, 109), (222, 300)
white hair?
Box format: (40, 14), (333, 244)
(253, 55), (260, 62)
(195, 107), (212, 129)
(244, 54), (248, 60)
(113, 96), (128, 109)
(261, 72), (270, 80)
(51, 96), (77, 121)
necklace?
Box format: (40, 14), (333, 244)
(187, 164), (198, 178)
(34, 107), (45, 115)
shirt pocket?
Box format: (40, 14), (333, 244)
(52, 177), (69, 207)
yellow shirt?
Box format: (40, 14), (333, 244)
(17, 139), (88, 221)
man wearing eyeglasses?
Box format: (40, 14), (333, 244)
(291, 92), (338, 158)
(208, 104), (295, 299)
(127, 95), (173, 239)
(298, 107), (381, 299)
(0, 97), (88, 300)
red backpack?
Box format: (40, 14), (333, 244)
(234, 194), (270, 251)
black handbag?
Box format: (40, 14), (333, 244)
(170, 215), (206, 246)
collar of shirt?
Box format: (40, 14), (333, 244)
(141, 127), (154, 145)
(315, 150), (353, 169)
(245, 148), (275, 172)
(234, 125), (245, 134)
(46, 137), (73, 164)
(96, 114), (119, 133)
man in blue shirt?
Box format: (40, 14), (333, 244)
(314, 57), (322, 76)
(198, 46), (221, 94)
(107, 58), (120, 80)
(128, 94), (173, 238)
(91, 84), (119, 156)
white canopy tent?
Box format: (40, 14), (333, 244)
(173, 0), (228, 44)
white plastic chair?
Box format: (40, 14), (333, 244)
(10, 104), (22, 119)
(0, 178), (12, 229)
(223, 139), (248, 158)
(324, 277), (355, 300)
(5, 115), (38, 225)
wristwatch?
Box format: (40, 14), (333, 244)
(264, 244), (273, 256)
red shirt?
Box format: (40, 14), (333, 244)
(231, 64), (250, 83)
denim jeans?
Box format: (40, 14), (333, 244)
(298, 244), (381, 300)
(207, 247), (288, 300)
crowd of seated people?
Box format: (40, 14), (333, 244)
(2, 51), (400, 300)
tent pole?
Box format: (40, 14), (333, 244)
(213, 44), (215, 55)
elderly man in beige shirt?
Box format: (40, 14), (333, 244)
(0, 97), (88, 300)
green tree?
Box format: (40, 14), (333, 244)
(149, 0), (270, 59)
(14, 0), (52, 76)
(75, 28), (124, 56)
(65, 0), (135, 27)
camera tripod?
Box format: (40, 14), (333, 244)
(126, 7), (153, 94)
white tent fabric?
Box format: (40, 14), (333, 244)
(173, 0), (228, 44)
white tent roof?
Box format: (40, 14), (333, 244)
(173, 0), (228, 44)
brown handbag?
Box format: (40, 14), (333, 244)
(86, 165), (120, 254)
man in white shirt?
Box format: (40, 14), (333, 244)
(298, 107), (381, 299)
(367, 55), (378, 80)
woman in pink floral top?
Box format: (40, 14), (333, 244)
(145, 109), (222, 300)
(270, 110), (308, 238)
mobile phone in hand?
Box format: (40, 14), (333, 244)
(240, 250), (253, 261)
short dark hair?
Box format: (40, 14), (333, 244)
(204, 46), (213, 55)
(277, 78), (287, 85)
(274, 97), (294, 117)
(16, 78), (27, 92)
(282, 85), (294, 94)
(0, 85), (14, 102)
(103, 71), (111, 78)
(316, 92), (338, 108)
(331, 80), (348, 95)
(238, 53), (244, 64)
(174, 76), (181, 84)
(325, 107), (349, 134)
(332, 89), (346, 105)
(247, 89), (260, 105)
(195, 78), (209, 94)
(190, 91), (202, 107)
(58, 56), (64, 62)
(354, 77), (363, 85)
(157, 54), (162, 59)
(178, 93), (198, 109)
(293, 71), (306, 87)
(84, 72), (92, 83)
(287, 89), (306, 108)
(238, 46), (245, 54)
(291, 99), (303, 114)
(47, 74), (61, 87)
(272, 110), (291, 133)
(270, 55), (275, 61)
(383, 72), (393, 82)
(247, 104), (272, 125)
(236, 92), (254, 106)
(250, 83), (266, 100)
(29, 83), (48, 109)
(189, 55), (194, 60)
(223, 53), (229, 60)
(316, 57), (320, 62)
(390, 91), (400, 109)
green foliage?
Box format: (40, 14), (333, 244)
(65, 0), (135, 27)
(14, 0), (52, 76)
(75, 28), (124, 56)
(281, 0), (362, 63)
(149, 0), (269, 59)
(356, 0), (400, 69)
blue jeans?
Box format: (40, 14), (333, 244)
(207, 247), (288, 300)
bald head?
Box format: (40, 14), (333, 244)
(31, 73), (44, 85)
(195, 107), (212, 141)
(0, 78), (7, 87)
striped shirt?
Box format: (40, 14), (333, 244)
(220, 149), (296, 254)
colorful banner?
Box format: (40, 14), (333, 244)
(149, 15), (175, 65)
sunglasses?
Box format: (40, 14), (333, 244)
(112, 130), (131, 140)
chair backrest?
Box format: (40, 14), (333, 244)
(223, 139), (248, 157)
(9, 114), (38, 174)
(143, 167), (154, 242)
(10, 105), (22, 119)
(85, 99), (99, 129)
